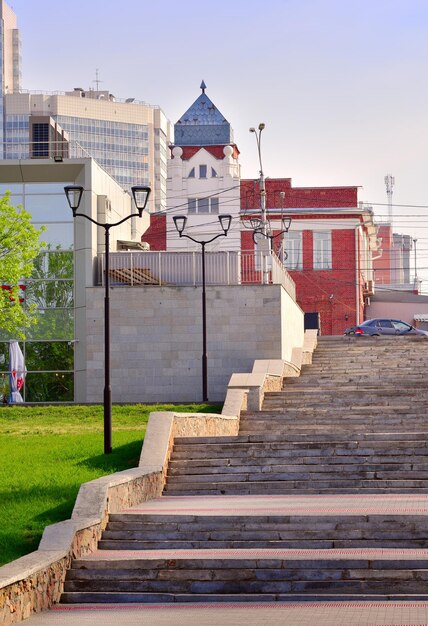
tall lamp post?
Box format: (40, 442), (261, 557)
(173, 214), (232, 402)
(249, 123), (270, 284)
(64, 184), (151, 454)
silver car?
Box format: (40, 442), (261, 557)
(345, 318), (428, 336)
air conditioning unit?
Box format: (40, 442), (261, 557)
(363, 280), (375, 296)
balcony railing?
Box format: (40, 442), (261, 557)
(1, 140), (91, 160)
(98, 250), (296, 300)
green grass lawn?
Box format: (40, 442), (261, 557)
(0, 403), (219, 566)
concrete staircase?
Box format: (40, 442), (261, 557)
(62, 336), (428, 603)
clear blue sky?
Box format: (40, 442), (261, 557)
(10, 0), (428, 286)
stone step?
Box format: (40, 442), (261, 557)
(99, 536), (428, 551)
(58, 592), (428, 603)
(238, 423), (428, 432)
(176, 432), (428, 444)
(167, 472), (419, 483)
(98, 513), (428, 549)
(106, 513), (428, 529)
(170, 458), (428, 470)
(263, 395), (428, 404)
(238, 424), (427, 430)
(171, 440), (428, 455)
(168, 464), (428, 477)
(240, 413), (424, 422)
(62, 553), (428, 600)
(163, 485), (428, 496)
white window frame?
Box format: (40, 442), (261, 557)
(188, 197), (220, 214)
(313, 231), (332, 270)
(283, 231), (302, 270)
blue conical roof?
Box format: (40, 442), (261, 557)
(174, 81), (234, 146)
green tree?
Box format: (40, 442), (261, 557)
(0, 192), (45, 338)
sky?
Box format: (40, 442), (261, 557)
(9, 0), (428, 289)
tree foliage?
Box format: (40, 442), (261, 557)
(0, 192), (45, 338)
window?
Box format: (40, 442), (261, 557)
(392, 320), (412, 332)
(313, 231), (332, 270)
(198, 198), (209, 213)
(188, 168), (195, 178)
(199, 165), (207, 179)
(211, 168), (217, 178)
(187, 197), (219, 214)
(188, 198), (197, 214)
(283, 231), (302, 270)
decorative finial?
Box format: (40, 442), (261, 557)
(200, 80), (207, 94)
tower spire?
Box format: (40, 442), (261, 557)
(200, 80), (207, 94)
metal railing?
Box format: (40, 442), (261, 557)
(2, 140), (91, 160)
(98, 250), (296, 300)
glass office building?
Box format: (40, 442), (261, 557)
(0, 181), (74, 402)
(0, 158), (149, 403)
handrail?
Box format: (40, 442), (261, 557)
(98, 250), (296, 300)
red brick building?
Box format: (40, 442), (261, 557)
(241, 178), (379, 335)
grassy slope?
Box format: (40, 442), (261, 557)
(0, 403), (218, 566)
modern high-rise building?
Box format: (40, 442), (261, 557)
(0, 0), (21, 151)
(0, 1), (171, 212)
(4, 89), (171, 211)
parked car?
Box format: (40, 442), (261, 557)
(344, 318), (428, 336)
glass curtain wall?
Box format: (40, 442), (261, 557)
(0, 182), (75, 402)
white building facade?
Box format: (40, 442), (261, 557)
(166, 82), (241, 252)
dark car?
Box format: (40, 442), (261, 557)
(344, 318), (428, 337)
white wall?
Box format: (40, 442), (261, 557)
(366, 301), (428, 325)
(166, 146), (241, 252)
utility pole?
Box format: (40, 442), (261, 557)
(413, 237), (418, 293)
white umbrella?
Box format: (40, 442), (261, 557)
(9, 341), (26, 403)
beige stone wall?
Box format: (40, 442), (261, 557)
(85, 284), (304, 403)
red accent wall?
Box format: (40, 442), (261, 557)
(289, 230), (358, 335)
(142, 214), (167, 251)
(241, 178), (358, 210)
(241, 221), (361, 335)
(173, 145), (240, 161)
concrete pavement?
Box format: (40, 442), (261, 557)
(22, 602), (428, 625)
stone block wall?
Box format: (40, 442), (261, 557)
(85, 284), (303, 403)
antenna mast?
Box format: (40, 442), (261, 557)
(384, 174), (395, 229)
(93, 69), (103, 91)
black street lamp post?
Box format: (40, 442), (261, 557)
(64, 184), (151, 454)
(173, 214), (232, 402)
